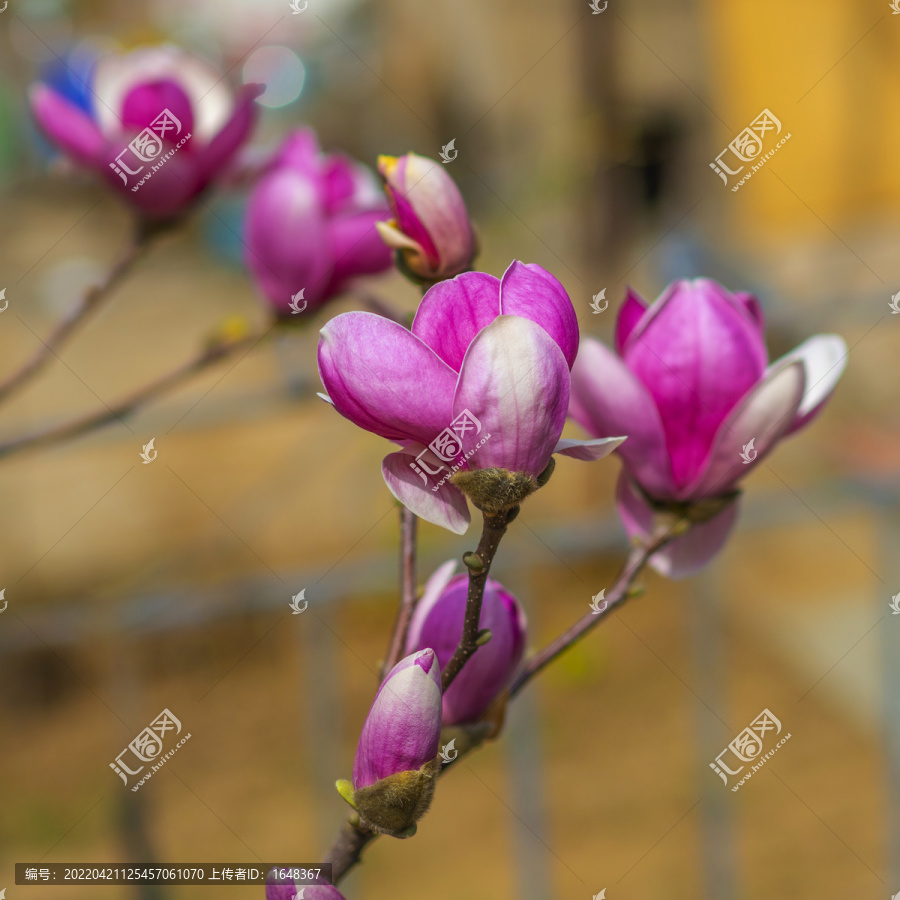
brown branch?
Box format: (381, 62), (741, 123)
(441, 507), (512, 692)
(0, 329), (274, 461)
(380, 506), (419, 679)
(0, 219), (166, 405)
(509, 526), (676, 698)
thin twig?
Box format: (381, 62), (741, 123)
(0, 330), (274, 460)
(0, 220), (165, 405)
(381, 506), (419, 679)
(510, 527), (676, 698)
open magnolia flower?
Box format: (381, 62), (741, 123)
(30, 44), (262, 219)
(569, 278), (847, 577)
(317, 261), (625, 532)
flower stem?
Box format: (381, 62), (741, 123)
(441, 507), (512, 692)
(509, 527), (675, 698)
(324, 817), (376, 882)
(0, 219), (164, 406)
(0, 328), (273, 460)
(380, 506), (419, 679)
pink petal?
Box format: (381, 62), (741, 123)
(244, 166), (332, 310)
(499, 261), (579, 369)
(411, 273), (501, 371)
(30, 84), (108, 168)
(554, 436), (627, 461)
(324, 209), (393, 291)
(616, 473), (740, 579)
(318, 313), (458, 446)
(382, 450), (471, 534)
(623, 279), (769, 489)
(452, 316), (569, 477)
(120, 79), (195, 138)
(778, 335), (848, 436)
(196, 83), (263, 180)
(568, 337), (674, 498)
(682, 358), (806, 499)
(615, 287), (648, 355)
(735, 291), (765, 334)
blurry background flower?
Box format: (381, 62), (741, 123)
(569, 279), (847, 577)
(244, 128), (392, 316)
(30, 43), (262, 219)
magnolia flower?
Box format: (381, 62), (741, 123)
(318, 261), (625, 533)
(245, 129), (393, 316)
(30, 45), (262, 220)
(265, 873), (345, 900)
(406, 560), (526, 725)
(376, 153), (476, 283)
(336, 649), (443, 837)
(569, 279), (847, 578)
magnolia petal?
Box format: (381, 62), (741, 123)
(404, 559), (459, 652)
(683, 358), (805, 499)
(197, 83), (264, 179)
(453, 316), (569, 476)
(568, 337), (674, 497)
(553, 436), (627, 461)
(778, 334), (848, 436)
(382, 450), (471, 534)
(30, 84), (107, 168)
(411, 273), (501, 371)
(318, 312), (457, 445)
(615, 287), (649, 355)
(616, 474), (740, 580)
(623, 278), (769, 489)
(499, 261), (579, 369)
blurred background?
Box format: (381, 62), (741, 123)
(0, 0), (898, 897)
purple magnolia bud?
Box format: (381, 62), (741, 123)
(569, 279), (848, 578)
(245, 129), (392, 317)
(265, 869), (345, 900)
(337, 649), (442, 837)
(318, 262), (625, 534)
(376, 153), (476, 282)
(30, 45), (262, 220)
(406, 561), (526, 725)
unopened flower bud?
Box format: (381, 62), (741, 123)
(340, 648), (443, 837)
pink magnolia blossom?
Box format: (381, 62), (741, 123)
(317, 262), (625, 533)
(30, 45), (262, 220)
(245, 129), (393, 316)
(569, 279), (847, 577)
